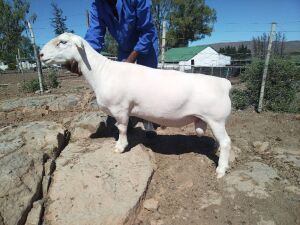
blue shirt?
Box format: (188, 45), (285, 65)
(85, 0), (159, 56)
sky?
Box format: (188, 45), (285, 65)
(28, 0), (300, 47)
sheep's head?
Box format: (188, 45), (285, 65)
(40, 33), (84, 65)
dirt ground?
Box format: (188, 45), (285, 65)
(1, 72), (299, 225)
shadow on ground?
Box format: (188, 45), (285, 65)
(89, 116), (219, 166)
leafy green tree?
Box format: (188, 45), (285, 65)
(102, 32), (118, 56)
(50, 2), (73, 35)
(0, 0), (30, 62)
(165, 0), (216, 47)
(19, 36), (34, 60)
(219, 45), (251, 66)
(237, 44), (251, 59)
(219, 46), (237, 58)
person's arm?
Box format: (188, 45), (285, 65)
(84, 1), (106, 52)
(66, 2), (106, 74)
(133, 0), (155, 55)
(125, 51), (139, 63)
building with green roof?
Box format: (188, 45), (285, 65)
(160, 46), (231, 71)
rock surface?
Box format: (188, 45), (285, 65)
(25, 200), (43, 225)
(0, 94), (80, 112)
(252, 141), (270, 153)
(199, 191), (222, 209)
(143, 198), (159, 211)
(63, 111), (108, 140)
(272, 147), (300, 168)
(44, 139), (154, 225)
(0, 121), (66, 225)
(225, 161), (278, 199)
(80, 90), (98, 110)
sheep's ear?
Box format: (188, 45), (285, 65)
(71, 36), (84, 49)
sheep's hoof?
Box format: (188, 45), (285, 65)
(216, 166), (226, 178)
(114, 148), (124, 153)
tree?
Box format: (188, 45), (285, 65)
(50, 2), (73, 35)
(252, 32), (286, 59)
(165, 0), (216, 47)
(102, 32), (118, 56)
(0, 0), (30, 62)
(219, 45), (251, 59)
(219, 45), (251, 66)
(219, 46), (237, 58)
(19, 36), (34, 60)
(152, 0), (173, 46)
(237, 44), (251, 60)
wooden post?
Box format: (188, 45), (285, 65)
(226, 67), (229, 79)
(86, 10), (90, 28)
(161, 20), (166, 69)
(257, 22), (276, 113)
(17, 48), (24, 75)
(27, 20), (44, 93)
(16, 55), (19, 73)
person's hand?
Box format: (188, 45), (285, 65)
(125, 51), (139, 63)
(64, 60), (82, 76)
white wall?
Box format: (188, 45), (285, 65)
(158, 63), (179, 70)
(19, 61), (36, 70)
(0, 62), (8, 71)
(178, 47), (231, 71)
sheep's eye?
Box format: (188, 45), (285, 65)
(58, 40), (67, 45)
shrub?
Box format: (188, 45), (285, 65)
(8, 63), (16, 70)
(231, 89), (250, 110)
(21, 69), (60, 93)
(21, 78), (42, 93)
(241, 58), (300, 112)
(46, 69), (60, 88)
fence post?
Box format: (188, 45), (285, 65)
(161, 20), (166, 69)
(257, 22), (276, 113)
(27, 20), (44, 93)
(17, 49), (24, 75)
(86, 10), (90, 28)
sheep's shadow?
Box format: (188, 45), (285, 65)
(90, 116), (219, 166)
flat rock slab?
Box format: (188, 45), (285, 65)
(45, 139), (154, 225)
(272, 147), (300, 168)
(0, 94), (80, 112)
(0, 121), (65, 225)
(225, 161), (278, 199)
(63, 111), (108, 140)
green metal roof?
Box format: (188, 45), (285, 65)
(162, 45), (208, 63)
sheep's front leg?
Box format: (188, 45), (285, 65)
(114, 117), (129, 153)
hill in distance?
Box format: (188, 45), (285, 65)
(207, 40), (300, 54)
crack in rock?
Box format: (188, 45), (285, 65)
(0, 122), (69, 225)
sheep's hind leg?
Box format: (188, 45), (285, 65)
(114, 116), (129, 153)
(194, 118), (207, 137)
(207, 120), (231, 178)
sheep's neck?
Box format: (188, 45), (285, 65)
(77, 45), (107, 91)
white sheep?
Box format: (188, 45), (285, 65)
(40, 33), (232, 178)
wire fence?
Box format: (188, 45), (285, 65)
(1, 20), (299, 79)
(158, 64), (246, 78)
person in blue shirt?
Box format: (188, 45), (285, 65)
(85, 0), (159, 67)
(85, 0), (159, 136)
